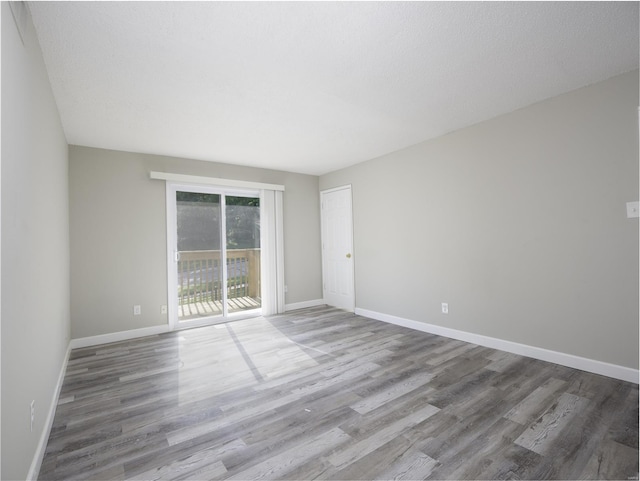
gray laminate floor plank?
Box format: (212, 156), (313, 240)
(504, 377), (568, 425)
(374, 445), (439, 481)
(514, 391), (591, 454)
(38, 306), (638, 481)
(226, 426), (351, 480)
(328, 403), (440, 470)
(328, 434), (417, 480)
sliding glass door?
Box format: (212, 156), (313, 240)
(169, 184), (261, 327)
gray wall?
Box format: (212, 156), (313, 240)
(1, 3), (71, 479)
(69, 146), (322, 339)
(320, 70), (639, 369)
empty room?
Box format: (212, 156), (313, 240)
(2, 1), (638, 480)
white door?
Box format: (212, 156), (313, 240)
(321, 186), (355, 311)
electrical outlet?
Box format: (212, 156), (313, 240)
(30, 400), (35, 432)
(441, 303), (449, 314)
(161, 305), (167, 315)
(133, 305), (141, 316)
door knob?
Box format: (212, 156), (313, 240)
(346, 253), (352, 258)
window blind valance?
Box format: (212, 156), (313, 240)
(150, 171), (285, 192)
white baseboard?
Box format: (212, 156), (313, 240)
(355, 308), (639, 384)
(69, 324), (171, 349)
(285, 299), (325, 312)
(27, 342), (72, 481)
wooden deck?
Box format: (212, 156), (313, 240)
(39, 306), (638, 480)
(178, 296), (261, 320)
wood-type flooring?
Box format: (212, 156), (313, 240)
(39, 306), (639, 480)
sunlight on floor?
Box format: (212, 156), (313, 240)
(177, 316), (320, 405)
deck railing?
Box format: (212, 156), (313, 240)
(177, 248), (261, 307)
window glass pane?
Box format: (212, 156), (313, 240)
(226, 196), (261, 314)
(176, 192), (223, 320)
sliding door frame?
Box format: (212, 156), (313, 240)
(166, 182), (262, 330)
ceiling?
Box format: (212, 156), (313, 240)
(28, 2), (639, 176)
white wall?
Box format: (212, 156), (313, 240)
(1, 3), (71, 479)
(69, 146), (322, 339)
(320, 70), (639, 370)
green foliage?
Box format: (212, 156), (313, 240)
(225, 196), (260, 249)
(176, 192), (260, 250)
(226, 196), (259, 207)
(176, 192), (259, 207)
(176, 191), (220, 203)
